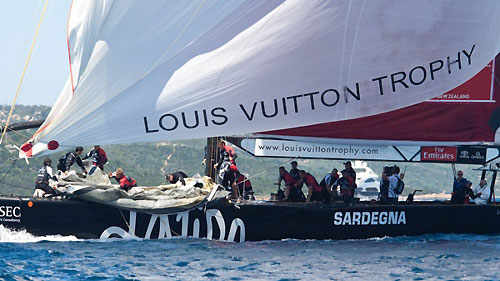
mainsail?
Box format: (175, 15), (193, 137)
(20, 0), (500, 157)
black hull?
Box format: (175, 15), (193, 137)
(0, 196), (499, 242)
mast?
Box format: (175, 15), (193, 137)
(205, 137), (219, 179)
(488, 168), (497, 203)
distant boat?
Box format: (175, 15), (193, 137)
(352, 161), (380, 198)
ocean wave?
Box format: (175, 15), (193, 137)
(0, 225), (79, 243)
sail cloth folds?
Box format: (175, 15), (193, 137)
(23, 0), (500, 156)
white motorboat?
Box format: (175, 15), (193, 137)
(352, 161), (380, 197)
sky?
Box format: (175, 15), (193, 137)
(0, 1), (71, 106)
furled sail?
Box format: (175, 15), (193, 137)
(21, 0), (500, 157)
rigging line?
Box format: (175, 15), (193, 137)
(0, 0), (50, 145)
(0, 181), (33, 191)
(0, 160), (17, 186)
(243, 156), (298, 183)
(0, 121), (34, 140)
(118, 209), (132, 233)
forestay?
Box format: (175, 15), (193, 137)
(22, 0), (500, 157)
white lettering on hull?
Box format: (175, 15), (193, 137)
(100, 209), (246, 242)
(333, 211), (406, 226)
(0, 206), (21, 223)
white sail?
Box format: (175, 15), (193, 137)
(23, 0), (500, 156)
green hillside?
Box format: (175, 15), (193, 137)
(0, 105), (491, 197)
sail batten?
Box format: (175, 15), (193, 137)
(21, 0), (500, 157)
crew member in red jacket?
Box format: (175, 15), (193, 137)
(298, 170), (324, 202)
(108, 168), (137, 192)
(276, 166), (302, 201)
(235, 171), (254, 200)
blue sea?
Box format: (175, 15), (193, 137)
(0, 226), (499, 280)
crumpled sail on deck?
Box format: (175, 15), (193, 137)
(55, 169), (217, 213)
(21, 0), (500, 157)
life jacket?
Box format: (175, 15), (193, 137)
(119, 175), (136, 190)
(225, 145), (237, 165)
(236, 173), (252, 191)
(289, 168), (300, 182)
(36, 166), (50, 183)
(229, 164), (238, 173)
(322, 174), (339, 188)
(281, 171), (297, 186)
(346, 168), (357, 189)
(58, 152), (70, 167)
(304, 173), (322, 192)
(88, 148), (107, 166)
(338, 176), (354, 196)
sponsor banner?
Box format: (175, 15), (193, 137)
(0, 205), (21, 223)
(421, 146), (457, 162)
(430, 61), (494, 102)
(457, 146), (487, 164)
(421, 146), (488, 164)
(251, 139), (403, 160)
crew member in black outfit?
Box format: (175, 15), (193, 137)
(166, 171), (188, 185)
(213, 140), (236, 184)
(57, 146), (86, 173)
(343, 161), (356, 181)
(34, 158), (58, 197)
(378, 166), (391, 204)
(289, 161), (300, 182)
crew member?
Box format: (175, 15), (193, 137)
(472, 179), (490, 205)
(224, 142), (237, 166)
(83, 145), (108, 171)
(57, 146), (86, 173)
(214, 140), (237, 168)
(108, 168), (137, 192)
(320, 168), (339, 202)
(235, 171), (254, 200)
(379, 166), (391, 204)
(34, 158), (58, 197)
(166, 171), (188, 186)
(338, 169), (355, 205)
(451, 173), (472, 204)
(464, 181), (474, 204)
(222, 164), (239, 199)
(452, 171), (468, 198)
(289, 161), (300, 182)
(298, 170), (324, 202)
(213, 140), (236, 184)
(344, 161), (357, 181)
(388, 166), (404, 205)
(276, 166), (301, 202)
